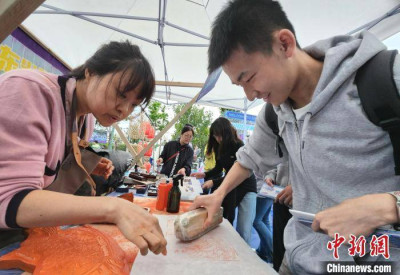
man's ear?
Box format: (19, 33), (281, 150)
(84, 68), (91, 79)
(277, 29), (296, 58)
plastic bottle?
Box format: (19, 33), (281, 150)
(156, 182), (168, 211)
(164, 180), (172, 210)
(167, 175), (183, 213)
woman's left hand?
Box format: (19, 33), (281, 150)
(190, 172), (205, 179)
(177, 168), (186, 176)
(92, 157), (114, 179)
(202, 180), (214, 190)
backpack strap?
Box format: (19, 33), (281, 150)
(265, 103), (284, 158)
(356, 50), (400, 175)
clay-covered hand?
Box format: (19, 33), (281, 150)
(113, 199), (168, 256)
(312, 193), (398, 240)
(202, 180), (214, 190)
(92, 158), (114, 179)
(191, 172), (206, 179)
(189, 193), (224, 228)
(276, 185), (292, 206)
(177, 168), (186, 176)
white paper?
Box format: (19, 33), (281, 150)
(180, 177), (203, 201)
(258, 184), (284, 199)
(132, 215), (277, 275)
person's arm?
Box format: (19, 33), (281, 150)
(312, 193), (398, 241)
(182, 147), (194, 176)
(16, 190), (167, 255)
(189, 161), (250, 226)
(204, 156), (223, 179)
(159, 142), (169, 162)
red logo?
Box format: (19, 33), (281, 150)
(370, 234), (390, 259)
(348, 234), (366, 257)
(327, 234), (390, 259)
(327, 233), (346, 259)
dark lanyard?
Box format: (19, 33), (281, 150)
(44, 76), (86, 177)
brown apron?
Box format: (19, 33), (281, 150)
(44, 76), (102, 195)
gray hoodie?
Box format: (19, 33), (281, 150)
(237, 31), (400, 274)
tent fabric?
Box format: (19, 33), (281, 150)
(20, 0), (400, 111)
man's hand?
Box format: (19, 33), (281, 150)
(202, 180), (214, 190)
(189, 193), (224, 228)
(156, 158), (163, 166)
(191, 172), (205, 179)
(312, 193), (398, 240)
(276, 185), (292, 206)
(92, 158), (114, 179)
(177, 168), (186, 176)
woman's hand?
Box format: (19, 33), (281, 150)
(202, 180), (214, 190)
(156, 158), (163, 166)
(112, 198), (168, 256)
(177, 168), (186, 176)
(312, 193), (398, 241)
(92, 158), (114, 179)
(265, 178), (275, 187)
(275, 185), (292, 206)
(191, 172), (205, 179)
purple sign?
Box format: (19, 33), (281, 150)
(0, 27), (69, 75)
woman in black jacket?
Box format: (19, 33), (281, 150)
(191, 117), (257, 245)
(156, 125), (194, 177)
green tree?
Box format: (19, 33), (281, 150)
(146, 101), (169, 132)
(219, 107), (236, 116)
(172, 104), (213, 158)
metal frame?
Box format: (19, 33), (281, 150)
(30, 1), (400, 113)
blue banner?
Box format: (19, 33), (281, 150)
(224, 111), (256, 123)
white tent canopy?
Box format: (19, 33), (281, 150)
(20, 0), (400, 111)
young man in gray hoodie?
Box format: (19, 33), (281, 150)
(190, 0), (400, 273)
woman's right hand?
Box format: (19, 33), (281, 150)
(156, 158), (163, 166)
(111, 198), (167, 256)
(190, 172), (205, 179)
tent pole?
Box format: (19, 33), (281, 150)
(0, 0), (44, 43)
(40, 4), (157, 45)
(113, 124), (143, 167)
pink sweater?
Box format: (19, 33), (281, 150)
(0, 69), (94, 228)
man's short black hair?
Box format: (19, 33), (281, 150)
(208, 0), (298, 73)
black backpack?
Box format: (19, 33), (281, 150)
(265, 50), (400, 175)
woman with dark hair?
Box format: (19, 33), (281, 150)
(157, 125), (194, 177)
(0, 40), (167, 256)
(191, 117), (257, 245)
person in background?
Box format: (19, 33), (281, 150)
(156, 125), (194, 177)
(201, 144), (223, 195)
(0, 40), (167, 255)
(253, 173), (274, 263)
(191, 117), (257, 245)
(263, 163), (292, 271)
